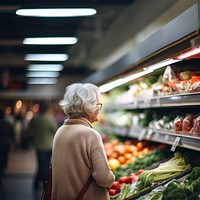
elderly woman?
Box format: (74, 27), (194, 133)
(51, 83), (115, 200)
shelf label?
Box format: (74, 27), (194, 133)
(138, 129), (147, 141)
(171, 137), (181, 152)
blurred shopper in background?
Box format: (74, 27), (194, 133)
(51, 83), (115, 200)
(0, 108), (15, 186)
(14, 112), (24, 148)
(27, 102), (57, 190)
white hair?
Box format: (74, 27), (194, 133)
(59, 83), (100, 118)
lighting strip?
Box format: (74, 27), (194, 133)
(99, 59), (180, 93)
(23, 37), (78, 45)
(26, 72), (60, 78)
(16, 8), (97, 17)
(27, 78), (58, 84)
(27, 64), (63, 71)
(176, 48), (200, 59)
(25, 54), (68, 61)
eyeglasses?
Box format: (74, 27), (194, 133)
(96, 103), (103, 110)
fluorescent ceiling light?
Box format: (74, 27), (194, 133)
(23, 37), (78, 45)
(16, 8), (97, 17)
(27, 64), (63, 71)
(26, 72), (60, 78)
(27, 78), (58, 84)
(25, 54), (68, 61)
(99, 58), (180, 93)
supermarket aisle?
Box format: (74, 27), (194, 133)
(0, 147), (43, 200)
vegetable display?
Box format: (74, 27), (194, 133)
(135, 152), (191, 192)
(147, 166), (200, 200)
(114, 148), (167, 180)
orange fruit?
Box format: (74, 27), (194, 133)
(129, 145), (138, 153)
(124, 153), (132, 160)
(118, 156), (126, 165)
(132, 151), (139, 157)
(138, 151), (144, 158)
(111, 151), (119, 159)
(142, 148), (149, 155)
(114, 144), (126, 156)
(136, 142), (144, 151)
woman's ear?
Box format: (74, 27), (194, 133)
(84, 110), (91, 117)
(84, 110), (92, 120)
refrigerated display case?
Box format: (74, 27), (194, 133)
(83, 2), (200, 152)
(83, 2), (200, 199)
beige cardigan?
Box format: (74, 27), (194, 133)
(51, 117), (115, 200)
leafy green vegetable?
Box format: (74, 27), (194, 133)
(162, 187), (189, 200)
(135, 152), (191, 192)
(116, 184), (131, 200)
(186, 166), (200, 184)
(153, 167), (200, 200)
(188, 177), (200, 194)
(148, 190), (163, 200)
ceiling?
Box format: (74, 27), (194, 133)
(0, 0), (197, 100)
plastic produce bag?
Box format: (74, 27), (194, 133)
(182, 113), (195, 134)
(173, 115), (183, 133)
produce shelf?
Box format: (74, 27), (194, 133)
(146, 129), (200, 151)
(101, 124), (130, 136)
(104, 92), (200, 111)
(133, 172), (191, 200)
(101, 124), (200, 151)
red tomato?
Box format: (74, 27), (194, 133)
(118, 176), (132, 184)
(118, 176), (127, 184)
(109, 188), (118, 196)
(136, 169), (144, 176)
(110, 181), (121, 192)
(129, 173), (138, 183)
(125, 177), (133, 184)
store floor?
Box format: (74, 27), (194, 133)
(0, 147), (43, 200)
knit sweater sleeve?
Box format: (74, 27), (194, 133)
(89, 130), (115, 188)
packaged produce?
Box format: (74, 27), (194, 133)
(177, 71), (193, 80)
(189, 76), (200, 92)
(168, 79), (192, 93)
(162, 66), (177, 83)
(182, 113), (195, 134)
(191, 75), (200, 83)
(192, 115), (200, 135)
(161, 66), (178, 93)
(173, 115), (183, 133)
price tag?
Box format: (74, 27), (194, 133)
(171, 137), (181, 152)
(138, 129), (146, 141)
(146, 129), (153, 139)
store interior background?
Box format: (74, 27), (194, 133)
(0, 0), (199, 199)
